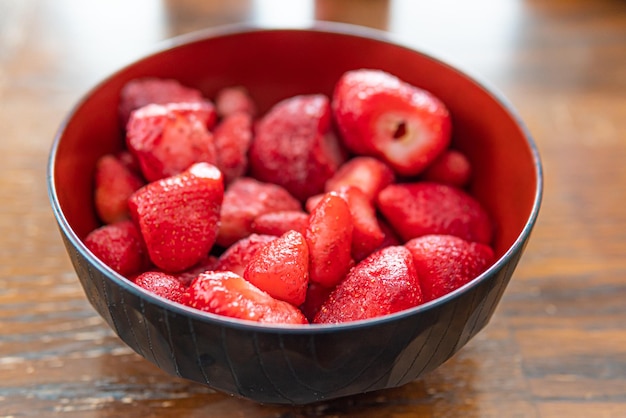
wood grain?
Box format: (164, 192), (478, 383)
(1, 0), (626, 416)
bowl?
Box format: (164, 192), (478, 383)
(47, 22), (542, 405)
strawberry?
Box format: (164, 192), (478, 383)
(173, 255), (220, 287)
(132, 271), (186, 303)
(214, 234), (277, 277)
(332, 69), (451, 176)
(325, 156), (395, 202)
(421, 149), (472, 188)
(185, 271), (308, 325)
(313, 246), (423, 324)
(300, 282), (334, 323)
(128, 162), (224, 273)
(377, 181), (493, 245)
(249, 94), (345, 201)
(94, 154), (145, 224)
(126, 101), (218, 182)
(405, 234), (495, 301)
(215, 86), (257, 118)
(119, 77), (211, 125)
(212, 112), (253, 184)
(243, 230), (309, 307)
(250, 210), (310, 236)
(305, 193), (353, 288)
(216, 177), (301, 247)
(84, 220), (150, 276)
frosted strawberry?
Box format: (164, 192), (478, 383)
(305, 193), (353, 288)
(405, 235), (494, 301)
(216, 177), (301, 247)
(126, 101), (218, 182)
(212, 112), (253, 184)
(333, 69), (451, 176)
(250, 211), (310, 236)
(421, 149), (472, 188)
(214, 234), (277, 277)
(94, 154), (144, 224)
(185, 271), (308, 325)
(215, 86), (256, 118)
(249, 94), (345, 201)
(84, 220), (150, 276)
(325, 156), (395, 202)
(243, 230), (309, 307)
(313, 246), (423, 324)
(128, 163), (224, 272)
(132, 271), (186, 303)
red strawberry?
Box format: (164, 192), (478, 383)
(332, 69), (451, 176)
(377, 181), (493, 245)
(185, 271), (308, 325)
(216, 177), (301, 247)
(126, 101), (218, 182)
(215, 86), (257, 118)
(250, 210), (310, 237)
(173, 255), (220, 287)
(84, 220), (149, 276)
(212, 112), (253, 184)
(243, 230), (310, 307)
(119, 77), (211, 125)
(325, 156), (395, 202)
(249, 94), (345, 201)
(128, 163), (224, 273)
(115, 150), (143, 177)
(405, 234), (494, 301)
(300, 282), (334, 323)
(214, 234), (277, 277)
(94, 154), (145, 224)
(421, 149), (472, 188)
(313, 246), (423, 324)
(132, 271), (186, 303)
(305, 193), (354, 288)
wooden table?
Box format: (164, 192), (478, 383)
(1, 0), (625, 416)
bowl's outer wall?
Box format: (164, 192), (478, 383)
(51, 26), (540, 404)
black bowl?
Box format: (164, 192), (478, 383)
(47, 23), (542, 405)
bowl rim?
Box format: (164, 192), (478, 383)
(47, 21), (543, 334)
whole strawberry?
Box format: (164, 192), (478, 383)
(333, 69), (451, 176)
(128, 162), (224, 273)
(94, 154), (144, 224)
(132, 271), (186, 304)
(405, 234), (494, 301)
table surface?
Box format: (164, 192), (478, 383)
(1, 0), (625, 417)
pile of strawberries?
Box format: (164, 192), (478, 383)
(84, 69), (495, 325)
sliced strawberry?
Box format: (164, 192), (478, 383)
(405, 234), (494, 301)
(84, 220), (150, 277)
(119, 77), (212, 125)
(313, 246), (423, 324)
(132, 271), (186, 303)
(421, 149), (472, 188)
(128, 163), (224, 273)
(377, 181), (493, 245)
(300, 282), (334, 323)
(332, 69), (451, 176)
(250, 210), (310, 237)
(243, 230), (309, 307)
(305, 193), (354, 288)
(94, 154), (145, 224)
(173, 255), (220, 287)
(325, 156), (395, 202)
(214, 234), (277, 277)
(249, 94), (345, 201)
(216, 177), (301, 247)
(115, 150), (143, 177)
(212, 112), (253, 184)
(126, 102), (218, 182)
(185, 271), (308, 325)
(214, 86), (257, 118)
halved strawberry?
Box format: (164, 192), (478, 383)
(405, 234), (495, 301)
(250, 210), (310, 237)
(377, 181), (493, 245)
(421, 149), (472, 188)
(243, 230), (310, 307)
(249, 94), (345, 201)
(313, 246), (423, 324)
(132, 271), (186, 303)
(119, 77), (213, 125)
(128, 163), (224, 273)
(214, 234), (277, 277)
(215, 86), (257, 118)
(300, 282), (334, 323)
(185, 271), (308, 325)
(216, 177), (301, 247)
(325, 156), (395, 202)
(94, 154), (145, 224)
(84, 220), (150, 277)
(212, 112), (253, 184)
(126, 101), (218, 182)
(305, 193), (354, 288)
(332, 69), (451, 176)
